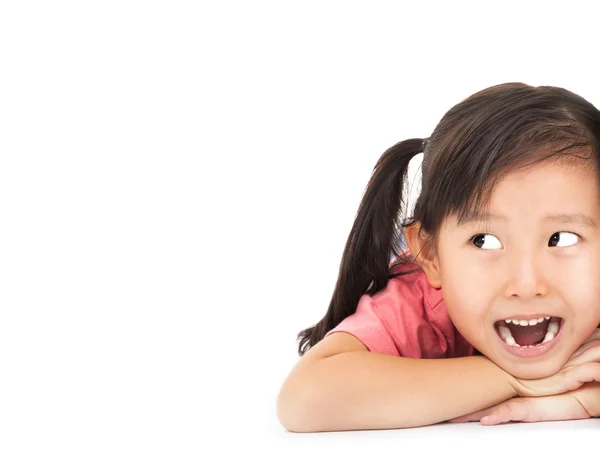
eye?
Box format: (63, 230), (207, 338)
(548, 231), (580, 247)
(471, 233), (502, 250)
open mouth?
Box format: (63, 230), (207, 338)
(494, 316), (564, 348)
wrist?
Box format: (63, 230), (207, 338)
(481, 356), (520, 397)
(505, 374), (521, 396)
(501, 368), (520, 397)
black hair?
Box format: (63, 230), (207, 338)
(297, 82), (600, 356)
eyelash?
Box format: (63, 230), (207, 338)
(469, 231), (582, 248)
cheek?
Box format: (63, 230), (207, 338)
(438, 251), (497, 343)
(441, 266), (491, 315)
(550, 260), (600, 325)
(443, 281), (489, 339)
(555, 258), (600, 295)
(439, 261), (494, 344)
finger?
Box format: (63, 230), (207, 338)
(568, 362), (600, 388)
(481, 399), (530, 425)
(566, 330), (600, 362)
(482, 394), (589, 425)
(585, 328), (600, 342)
(522, 362), (600, 397)
(569, 343), (600, 365)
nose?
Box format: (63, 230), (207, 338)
(504, 249), (548, 299)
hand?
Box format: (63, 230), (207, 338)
(449, 382), (599, 425)
(511, 328), (600, 397)
(449, 328), (600, 425)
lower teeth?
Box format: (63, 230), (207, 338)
(506, 338), (541, 348)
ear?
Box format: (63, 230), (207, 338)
(404, 223), (442, 289)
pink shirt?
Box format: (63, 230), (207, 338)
(325, 249), (475, 359)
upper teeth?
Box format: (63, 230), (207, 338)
(504, 317), (550, 326)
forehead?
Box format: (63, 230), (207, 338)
(490, 159), (598, 205)
(448, 159), (600, 229)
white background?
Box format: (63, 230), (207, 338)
(1, 1), (599, 461)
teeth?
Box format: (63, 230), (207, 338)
(505, 317), (552, 325)
(498, 326), (511, 340)
(543, 331), (555, 343)
(540, 320), (560, 344)
(498, 317), (562, 348)
(548, 321), (559, 334)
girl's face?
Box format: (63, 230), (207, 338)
(414, 159), (600, 379)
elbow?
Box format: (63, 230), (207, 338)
(276, 379), (321, 433)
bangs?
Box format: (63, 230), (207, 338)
(448, 139), (596, 229)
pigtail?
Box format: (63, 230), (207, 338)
(297, 138), (425, 356)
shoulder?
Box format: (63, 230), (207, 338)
(371, 251), (473, 358)
(326, 248), (474, 358)
(374, 251), (443, 319)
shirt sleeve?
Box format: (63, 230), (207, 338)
(323, 262), (475, 359)
(324, 294), (400, 356)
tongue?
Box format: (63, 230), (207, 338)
(510, 324), (547, 346)
(500, 319), (550, 346)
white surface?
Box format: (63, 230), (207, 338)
(264, 420), (600, 462)
(1, 1), (599, 461)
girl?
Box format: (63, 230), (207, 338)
(277, 82), (600, 432)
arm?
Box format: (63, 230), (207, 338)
(276, 332), (517, 432)
(449, 382), (600, 425)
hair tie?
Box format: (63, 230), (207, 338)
(421, 137), (429, 153)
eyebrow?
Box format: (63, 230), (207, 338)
(458, 212), (598, 229)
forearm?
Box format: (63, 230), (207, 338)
(280, 351), (517, 432)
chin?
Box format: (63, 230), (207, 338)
(501, 359), (563, 380)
